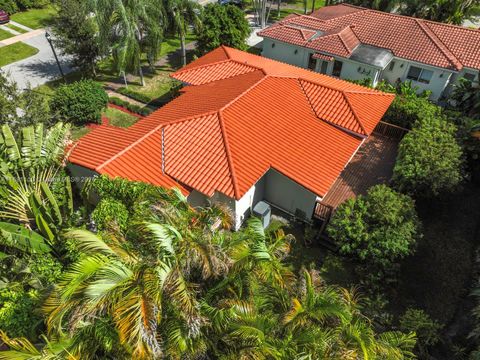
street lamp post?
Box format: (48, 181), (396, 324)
(45, 31), (66, 83)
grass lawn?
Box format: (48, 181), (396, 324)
(157, 33), (196, 58)
(6, 23), (28, 34)
(71, 126), (90, 141)
(103, 107), (139, 128)
(10, 5), (57, 29)
(0, 42), (39, 67)
(0, 28), (13, 40)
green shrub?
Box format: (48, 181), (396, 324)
(383, 95), (442, 129)
(91, 198), (129, 232)
(108, 97), (152, 116)
(116, 87), (151, 104)
(0, 288), (42, 338)
(51, 80), (108, 125)
(327, 184), (420, 269)
(0, 0), (18, 14)
(399, 308), (443, 356)
(393, 115), (464, 196)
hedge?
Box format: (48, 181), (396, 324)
(108, 97), (152, 116)
(0, 0), (49, 14)
(116, 87), (151, 104)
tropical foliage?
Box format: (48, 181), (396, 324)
(393, 115), (464, 197)
(0, 123), (417, 358)
(327, 185), (420, 270)
(340, 0), (480, 24)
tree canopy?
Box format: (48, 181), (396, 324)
(196, 4), (251, 54)
(327, 185), (420, 269)
(393, 115), (464, 197)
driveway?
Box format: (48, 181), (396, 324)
(1, 29), (72, 89)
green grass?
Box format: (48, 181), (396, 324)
(103, 107), (138, 128)
(10, 5), (57, 29)
(71, 127), (90, 141)
(157, 33), (196, 58)
(0, 28), (13, 40)
(0, 42), (39, 67)
(6, 23), (28, 34)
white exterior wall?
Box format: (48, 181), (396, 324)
(188, 168), (317, 230)
(380, 57), (453, 101)
(261, 38), (309, 68)
(338, 59), (380, 84)
(234, 175), (266, 230)
(261, 40), (458, 101)
(263, 169), (317, 220)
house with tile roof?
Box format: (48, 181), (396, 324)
(68, 46), (394, 229)
(258, 4), (480, 101)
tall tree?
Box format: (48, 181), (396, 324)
(89, 0), (165, 85)
(196, 4), (251, 54)
(52, 0), (101, 76)
(164, 0), (201, 67)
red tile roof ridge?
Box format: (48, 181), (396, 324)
(414, 18), (463, 70)
(217, 110), (240, 199)
(315, 4), (368, 22)
(172, 58), (267, 81)
(296, 76), (383, 95)
(95, 109), (220, 172)
(342, 91), (367, 135)
(280, 13), (326, 24)
(297, 78), (367, 136)
(219, 75), (270, 112)
(423, 18), (480, 33)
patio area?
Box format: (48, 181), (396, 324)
(314, 122), (407, 224)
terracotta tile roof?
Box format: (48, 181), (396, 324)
(312, 53), (334, 61)
(257, 24), (317, 46)
(259, 4), (480, 70)
(308, 25), (360, 57)
(69, 46), (394, 200)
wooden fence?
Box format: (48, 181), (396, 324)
(373, 121), (409, 140)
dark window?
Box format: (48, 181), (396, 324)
(308, 53), (317, 70)
(464, 72), (476, 82)
(271, 42), (275, 48)
(388, 61), (395, 71)
(332, 60), (343, 77)
(320, 60), (328, 74)
(407, 66), (433, 84)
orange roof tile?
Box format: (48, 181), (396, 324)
(259, 4), (480, 71)
(69, 46), (394, 200)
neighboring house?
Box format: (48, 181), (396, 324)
(258, 4), (480, 101)
(68, 46), (394, 230)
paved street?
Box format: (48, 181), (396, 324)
(1, 29), (72, 89)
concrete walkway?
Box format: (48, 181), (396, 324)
(1, 30), (72, 89)
(0, 24), (21, 36)
(0, 28), (45, 46)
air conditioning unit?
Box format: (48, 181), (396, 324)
(253, 201), (271, 228)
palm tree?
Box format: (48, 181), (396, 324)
(44, 207), (233, 359)
(0, 123), (72, 254)
(0, 331), (70, 360)
(90, 0), (165, 86)
(164, 0), (201, 67)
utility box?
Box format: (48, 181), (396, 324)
(253, 201), (271, 228)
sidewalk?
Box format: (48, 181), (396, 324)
(0, 28), (45, 47)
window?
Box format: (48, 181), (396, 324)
(271, 42), (275, 48)
(388, 61), (395, 71)
(407, 66), (434, 84)
(320, 60), (328, 74)
(464, 72), (477, 82)
(332, 60), (343, 77)
(308, 53), (317, 70)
